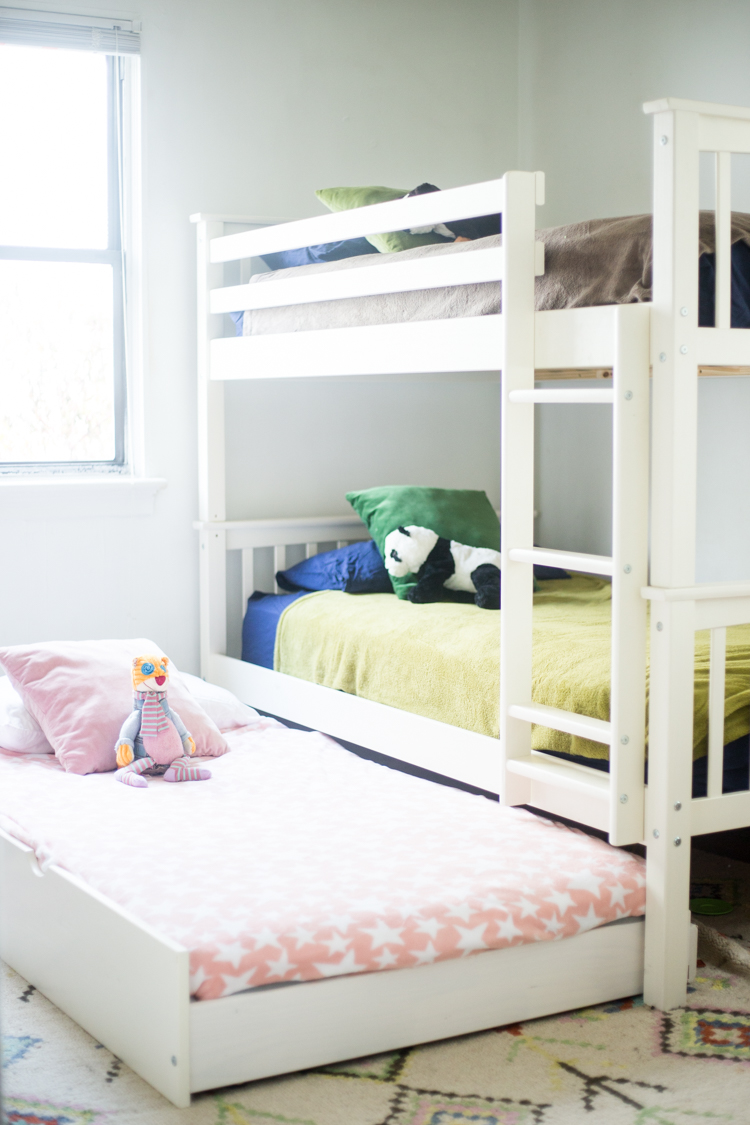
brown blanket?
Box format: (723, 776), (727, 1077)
(243, 212), (750, 336)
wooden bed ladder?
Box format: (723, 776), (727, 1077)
(500, 292), (651, 848)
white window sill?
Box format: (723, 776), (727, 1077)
(0, 477), (167, 520)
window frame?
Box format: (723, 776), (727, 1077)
(0, 49), (130, 473)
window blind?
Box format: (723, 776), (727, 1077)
(0, 6), (140, 53)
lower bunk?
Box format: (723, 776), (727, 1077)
(0, 716), (649, 1105)
(241, 572), (750, 801)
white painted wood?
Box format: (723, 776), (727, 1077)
(693, 597), (750, 630)
(211, 316), (504, 380)
(499, 171), (538, 810)
(199, 526), (227, 674)
(691, 789), (750, 835)
(190, 212), (295, 225)
(609, 303), (650, 845)
(645, 96), (750, 120)
(210, 180), (505, 263)
(196, 220), (226, 525)
(644, 599), (695, 1011)
(212, 248), (503, 314)
(273, 545), (287, 594)
(194, 515), (368, 551)
(697, 117), (750, 155)
(506, 753), (611, 796)
(336, 540), (347, 550)
(715, 152), (732, 332)
(208, 653), (502, 795)
(0, 829), (191, 1107)
(689, 922), (699, 981)
(534, 306), (617, 369)
(509, 388), (615, 404)
(649, 108), (700, 590)
(190, 918), (643, 1092)
(643, 580), (750, 601)
(695, 328), (750, 365)
(305, 542), (318, 559)
(508, 703), (612, 745)
(241, 548), (255, 611)
(509, 546), (614, 576)
(707, 627), (727, 799)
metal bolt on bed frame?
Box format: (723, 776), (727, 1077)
(674, 801), (682, 811)
(621, 735), (630, 744)
(653, 829), (660, 838)
(656, 622), (664, 631)
(623, 564), (632, 573)
(619, 793), (628, 803)
(659, 352), (667, 362)
(660, 135), (669, 145)
(624, 390), (633, 400)
(674, 837), (682, 847)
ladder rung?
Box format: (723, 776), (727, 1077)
(508, 389), (615, 405)
(508, 547), (613, 576)
(508, 702), (613, 745)
(506, 754), (610, 797)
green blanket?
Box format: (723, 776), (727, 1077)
(274, 576), (750, 760)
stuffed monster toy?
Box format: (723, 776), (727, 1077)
(114, 655), (211, 788)
(384, 525), (501, 610)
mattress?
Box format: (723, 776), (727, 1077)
(238, 213), (750, 337)
(0, 720), (645, 1000)
(264, 576), (750, 773)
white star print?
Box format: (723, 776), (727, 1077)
(566, 869), (604, 896)
(415, 917), (443, 940)
(573, 903), (603, 933)
(363, 920), (405, 950)
(323, 932), (350, 956)
(543, 915), (565, 935)
(545, 889), (576, 915)
(517, 896), (540, 919)
(220, 968), (256, 995)
(496, 916), (524, 942)
(267, 948), (296, 978)
(374, 947), (399, 969)
(412, 941), (439, 965)
(251, 926), (283, 951)
(314, 949), (365, 977)
(215, 941), (246, 969)
(455, 923), (488, 953)
(607, 883), (629, 910)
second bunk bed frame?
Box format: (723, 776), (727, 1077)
(194, 97), (750, 1016)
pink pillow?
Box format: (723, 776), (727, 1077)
(0, 639), (229, 775)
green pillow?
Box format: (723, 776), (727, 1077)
(346, 486), (501, 599)
(315, 186), (450, 254)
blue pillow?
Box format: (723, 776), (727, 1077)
(276, 539), (392, 594)
(260, 237), (379, 272)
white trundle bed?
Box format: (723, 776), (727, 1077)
(2, 97), (750, 1106)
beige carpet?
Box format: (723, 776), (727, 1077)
(4, 948), (750, 1125)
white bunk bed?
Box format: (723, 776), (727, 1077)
(0, 97), (748, 1107)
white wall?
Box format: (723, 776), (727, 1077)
(0, 0), (515, 665)
(524, 0), (750, 578)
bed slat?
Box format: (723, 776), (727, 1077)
(715, 152), (732, 332)
(707, 626), (727, 798)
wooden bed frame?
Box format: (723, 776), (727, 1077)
(1, 96), (748, 1105)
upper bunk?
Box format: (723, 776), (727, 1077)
(193, 97), (750, 386)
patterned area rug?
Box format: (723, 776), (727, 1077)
(4, 956), (750, 1125)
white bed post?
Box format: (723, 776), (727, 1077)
(643, 104), (701, 1010)
(608, 303), (650, 845)
(195, 219), (228, 677)
(500, 170), (542, 804)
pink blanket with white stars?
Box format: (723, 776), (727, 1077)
(0, 720), (645, 1000)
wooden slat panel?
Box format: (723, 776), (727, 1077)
(707, 627), (726, 798)
(211, 316), (504, 380)
(241, 548), (255, 611)
(210, 180), (505, 262)
(211, 248), (503, 313)
(715, 152), (732, 331)
(273, 545), (287, 594)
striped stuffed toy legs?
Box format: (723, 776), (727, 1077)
(115, 756), (211, 788)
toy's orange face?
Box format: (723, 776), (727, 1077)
(132, 655), (170, 693)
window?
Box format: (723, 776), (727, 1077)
(0, 11), (140, 472)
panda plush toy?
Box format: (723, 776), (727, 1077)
(384, 525), (501, 609)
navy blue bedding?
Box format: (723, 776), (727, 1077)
(241, 590), (307, 669)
